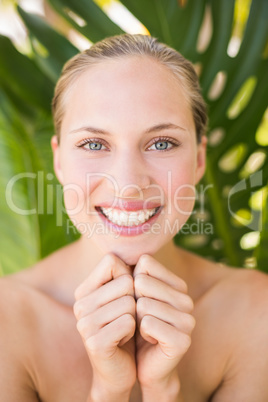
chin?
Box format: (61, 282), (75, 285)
(102, 244), (147, 266)
(95, 235), (166, 267)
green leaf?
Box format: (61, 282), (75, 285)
(0, 92), (41, 273)
(0, 35), (54, 112)
(0, 91), (79, 274)
(47, 0), (124, 42)
(0, 0), (267, 272)
(17, 5), (79, 82)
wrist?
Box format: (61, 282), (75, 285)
(89, 386), (131, 402)
(89, 370), (134, 402)
(89, 377), (132, 402)
(141, 374), (180, 402)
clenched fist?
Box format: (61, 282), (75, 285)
(73, 254), (137, 401)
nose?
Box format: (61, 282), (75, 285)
(107, 152), (151, 198)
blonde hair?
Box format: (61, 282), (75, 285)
(52, 34), (207, 142)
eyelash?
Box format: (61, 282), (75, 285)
(148, 136), (181, 151)
(76, 138), (109, 152)
(76, 136), (181, 152)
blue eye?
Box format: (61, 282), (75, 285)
(154, 141), (170, 150)
(148, 137), (180, 151)
(77, 138), (108, 151)
(87, 142), (103, 150)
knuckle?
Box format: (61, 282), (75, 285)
(134, 274), (147, 298)
(121, 274), (134, 294)
(179, 279), (188, 293)
(134, 254), (151, 276)
(122, 295), (136, 312)
(137, 296), (149, 314)
(182, 334), (192, 350)
(105, 253), (118, 268)
(76, 317), (87, 337)
(141, 314), (151, 330)
(139, 254), (151, 268)
(73, 300), (83, 319)
(134, 273), (146, 288)
(189, 315), (196, 331)
(76, 314), (96, 341)
(184, 295), (194, 312)
(85, 334), (101, 355)
(74, 286), (82, 301)
(122, 313), (136, 331)
(184, 314), (196, 332)
(173, 333), (192, 355)
(125, 312), (136, 325)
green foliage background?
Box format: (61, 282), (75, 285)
(0, 0), (267, 275)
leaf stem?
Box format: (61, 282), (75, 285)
(204, 158), (240, 266)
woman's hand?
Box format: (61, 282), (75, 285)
(134, 255), (195, 399)
(73, 254), (136, 401)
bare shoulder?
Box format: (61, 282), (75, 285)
(0, 274), (40, 332)
(209, 265), (268, 316)
(219, 265), (268, 344)
(0, 275), (43, 401)
(197, 262), (268, 337)
(0, 275), (39, 369)
(204, 265), (268, 401)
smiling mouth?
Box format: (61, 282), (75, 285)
(96, 206), (161, 227)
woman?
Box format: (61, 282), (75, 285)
(1, 34), (268, 402)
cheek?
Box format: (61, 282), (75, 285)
(60, 148), (109, 189)
(159, 154), (197, 215)
(59, 153), (109, 216)
(172, 181), (196, 216)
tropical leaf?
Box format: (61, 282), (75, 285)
(0, 90), (78, 274)
(0, 0), (267, 273)
(173, 0), (268, 268)
(0, 91), (40, 273)
(47, 0), (125, 42)
(17, 5), (79, 82)
(0, 35), (53, 112)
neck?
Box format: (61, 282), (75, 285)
(31, 236), (191, 306)
(76, 236), (189, 285)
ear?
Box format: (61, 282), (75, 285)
(51, 135), (64, 184)
(195, 135), (207, 185)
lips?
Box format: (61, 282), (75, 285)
(98, 206), (160, 227)
(94, 199), (163, 236)
(96, 199), (162, 211)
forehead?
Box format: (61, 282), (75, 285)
(61, 56), (194, 135)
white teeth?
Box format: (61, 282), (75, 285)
(100, 207), (158, 226)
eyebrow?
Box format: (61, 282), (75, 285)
(69, 123), (187, 135)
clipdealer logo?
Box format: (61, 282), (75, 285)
(4, 170), (264, 232)
(227, 170), (263, 231)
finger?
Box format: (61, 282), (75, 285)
(136, 297), (196, 334)
(140, 315), (192, 359)
(75, 254), (132, 299)
(85, 313), (136, 358)
(134, 254), (187, 293)
(134, 273), (194, 313)
(135, 325), (157, 345)
(76, 295), (136, 340)
(74, 274), (134, 319)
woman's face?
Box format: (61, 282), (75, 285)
(52, 56), (206, 265)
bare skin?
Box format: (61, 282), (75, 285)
(1, 55), (268, 401)
(1, 238), (268, 401)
